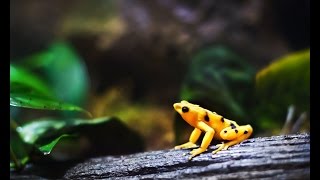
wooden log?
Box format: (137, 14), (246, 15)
(63, 133), (310, 179)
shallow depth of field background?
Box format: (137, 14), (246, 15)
(10, 0), (309, 169)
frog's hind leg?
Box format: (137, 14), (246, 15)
(212, 125), (252, 155)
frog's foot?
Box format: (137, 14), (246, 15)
(222, 145), (230, 150)
(215, 143), (224, 147)
(188, 147), (207, 160)
(212, 142), (225, 155)
(174, 142), (198, 150)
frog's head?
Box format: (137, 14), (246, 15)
(173, 100), (201, 126)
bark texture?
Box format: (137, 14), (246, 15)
(63, 133), (310, 179)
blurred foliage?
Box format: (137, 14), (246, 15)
(10, 65), (55, 98)
(10, 1), (310, 178)
(37, 134), (72, 155)
(10, 41), (144, 171)
(180, 46), (256, 120)
(16, 116), (144, 159)
(18, 41), (89, 108)
(255, 49), (310, 134)
(10, 64), (90, 117)
(174, 46), (310, 143)
(175, 45), (256, 143)
(17, 116), (134, 147)
(10, 120), (33, 171)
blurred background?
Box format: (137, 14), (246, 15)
(10, 0), (310, 170)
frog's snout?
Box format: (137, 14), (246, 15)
(173, 103), (181, 111)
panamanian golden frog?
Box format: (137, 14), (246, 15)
(173, 100), (253, 160)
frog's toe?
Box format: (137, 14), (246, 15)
(222, 145), (229, 150)
(188, 147), (207, 160)
(215, 143), (224, 147)
(212, 144), (225, 154)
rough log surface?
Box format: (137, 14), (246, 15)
(64, 133), (310, 179)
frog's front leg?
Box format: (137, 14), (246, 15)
(189, 121), (215, 160)
(212, 124), (252, 155)
(175, 128), (201, 150)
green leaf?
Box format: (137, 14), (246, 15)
(19, 41), (89, 108)
(10, 92), (91, 117)
(17, 116), (144, 156)
(10, 120), (33, 170)
(10, 65), (55, 98)
(38, 134), (73, 155)
(17, 116), (117, 144)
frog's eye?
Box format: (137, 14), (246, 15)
(182, 106), (189, 113)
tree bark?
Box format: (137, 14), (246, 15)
(63, 133), (310, 179)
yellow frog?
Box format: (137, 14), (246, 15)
(173, 100), (253, 160)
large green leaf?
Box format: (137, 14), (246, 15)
(19, 41), (89, 108)
(11, 117), (120, 169)
(10, 65), (54, 98)
(10, 92), (91, 117)
(17, 117), (110, 144)
(17, 116), (144, 156)
(38, 134), (73, 155)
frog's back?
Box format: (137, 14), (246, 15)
(205, 111), (234, 140)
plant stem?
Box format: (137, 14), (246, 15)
(10, 144), (21, 170)
(10, 118), (23, 171)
